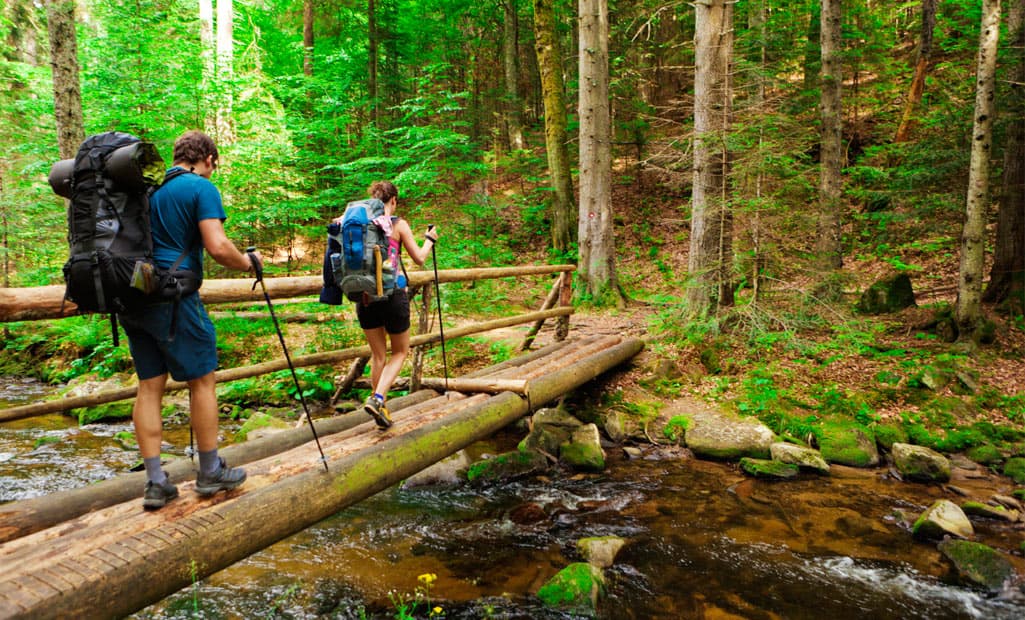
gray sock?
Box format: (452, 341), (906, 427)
(198, 449), (221, 477)
(143, 456), (167, 485)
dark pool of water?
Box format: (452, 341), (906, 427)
(4, 376), (1024, 619)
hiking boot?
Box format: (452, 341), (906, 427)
(143, 479), (179, 510)
(195, 457), (247, 496)
(364, 395), (393, 429)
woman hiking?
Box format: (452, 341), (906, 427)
(334, 181), (438, 428)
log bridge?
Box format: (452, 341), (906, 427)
(0, 264), (645, 618)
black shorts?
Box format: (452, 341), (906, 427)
(355, 289), (410, 334)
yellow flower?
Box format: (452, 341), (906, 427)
(418, 573), (437, 586)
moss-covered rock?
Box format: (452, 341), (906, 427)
(855, 274), (916, 314)
(872, 423), (907, 451)
(770, 442), (830, 474)
(576, 536), (626, 569)
(560, 424), (606, 472)
(740, 457), (799, 479)
(912, 499), (974, 540)
(234, 411), (292, 442)
(938, 539), (1016, 593)
(74, 400), (134, 425)
(680, 405), (775, 460)
(817, 421), (879, 467)
(961, 501), (1020, 523)
(466, 450), (548, 484)
(537, 562), (605, 616)
(966, 444), (1005, 467)
(891, 443), (950, 482)
(1004, 457), (1025, 484)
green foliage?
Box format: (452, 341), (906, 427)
(662, 416), (689, 443)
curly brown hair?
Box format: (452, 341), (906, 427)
(172, 130), (219, 166)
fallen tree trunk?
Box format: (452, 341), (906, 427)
(208, 311), (345, 322)
(0, 336), (641, 620)
(0, 265), (574, 322)
(419, 377), (528, 394)
(0, 306), (573, 423)
(0, 391), (436, 545)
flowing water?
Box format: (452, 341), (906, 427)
(2, 376), (1024, 619)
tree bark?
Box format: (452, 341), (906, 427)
(503, 0), (526, 150)
(215, 0), (235, 143)
(816, 0), (844, 271)
(199, 0), (215, 133)
(983, 0), (1024, 307)
(687, 0), (734, 317)
(956, 0), (1002, 340)
(533, 0), (575, 252)
(368, 0), (379, 124)
(303, 0), (314, 77)
(45, 0), (84, 159)
(577, 0), (620, 304)
(895, 0), (937, 143)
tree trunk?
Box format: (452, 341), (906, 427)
(503, 0), (526, 150)
(303, 0), (314, 77)
(45, 0), (84, 159)
(687, 0), (734, 317)
(533, 0), (575, 253)
(577, 0), (620, 304)
(983, 0), (1025, 307)
(956, 0), (1002, 340)
(368, 0), (379, 124)
(895, 0), (937, 143)
(816, 0), (844, 271)
(198, 0), (215, 133)
(215, 0), (235, 143)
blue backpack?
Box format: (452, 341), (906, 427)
(327, 198), (402, 303)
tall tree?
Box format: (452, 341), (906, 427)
(983, 0), (1025, 308)
(687, 0), (734, 316)
(369, 0), (378, 124)
(199, 0), (215, 134)
(45, 0), (83, 158)
(894, 0), (937, 143)
(956, 0), (1002, 340)
(303, 0), (314, 78)
(503, 0), (526, 151)
(577, 0), (620, 303)
(815, 0), (843, 272)
(216, 0), (235, 143)
(532, 0), (574, 253)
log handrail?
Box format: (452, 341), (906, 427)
(0, 264), (575, 322)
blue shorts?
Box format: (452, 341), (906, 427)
(119, 293), (218, 382)
(355, 289), (410, 334)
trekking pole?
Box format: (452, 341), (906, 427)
(427, 227), (449, 392)
(247, 247), (329, 472)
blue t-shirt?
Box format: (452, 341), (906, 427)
(149, 167), (227, 274)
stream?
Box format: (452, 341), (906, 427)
(2, 375), (1024, 619)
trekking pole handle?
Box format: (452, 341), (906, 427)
(245, 246), (263, 283)
(425, 225), (438, 244)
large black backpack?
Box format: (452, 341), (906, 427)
(48, 131), (199, 343)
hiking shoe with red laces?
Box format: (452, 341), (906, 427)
(364, 395), (393, 429)
(195, 457), (247, 496)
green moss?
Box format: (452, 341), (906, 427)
(74, 401), (133, 425)
(816, 421), (878, 467)
(938, 539), (1015, 592)
(662, 415), (690, 443)
(872, 422), (907, 450)
(1003, 458), (1025, 484)
(965, 444), (1004, 466)
(739, 457), (799, 479)
(537, 562), (605, 613)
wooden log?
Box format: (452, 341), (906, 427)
(419, 377), (528, 394)
(520, 272), (564, 350)
(208, 311), (345, 322)
(0, 306), (573, 423)
(0, 391), (437, 544)
(0, 265), (574, 322)
(0, 337), (640, 619)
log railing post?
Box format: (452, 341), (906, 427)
(556, 268), (573, 341)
